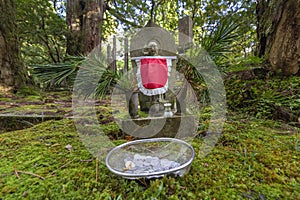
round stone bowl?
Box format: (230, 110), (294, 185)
(105, 138), (195, 179)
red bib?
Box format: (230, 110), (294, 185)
(132, 56), (176, 96)
(140, 58), (168, 89)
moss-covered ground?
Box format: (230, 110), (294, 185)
(1, 71), (300, 199)
(0, 117), (299, 199)
(0, 90), (73, 118)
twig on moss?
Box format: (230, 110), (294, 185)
(16, 120), (34, 126)
(96, 158), (99, 182)
(50, 158), (76, 175)
(14, 166), (20, 179)
(80, 159), (93, 162)
(17, 170), (45, 180)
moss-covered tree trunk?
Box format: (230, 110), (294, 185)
(0, 0), (28, 90)
(256, 0), (300, 75)
(66, 0), (105, 55)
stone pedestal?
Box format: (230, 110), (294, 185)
(121, 115), (197, 139)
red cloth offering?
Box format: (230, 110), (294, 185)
(140, 58), (168, 89)
(132, 56), (176, 96)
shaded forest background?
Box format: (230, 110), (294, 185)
(0, 0), (299, 91)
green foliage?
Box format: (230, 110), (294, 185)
(226, 72), (300, 120)
(29, 56), (84, 89)
(95, 70), (121, 99)
(29, 50), (121, 97)
(154, 1), (179, 31)
(11, 0), (258, 89)
(107, 0), (150, 30)
(15, 86), (41, 97)
(74, 52), (121, 99)
(16, 0), (67, 65)
(14, 0), (259, 95)
(182, 0), (256, 56)
(226, 56), (264, 72)
(200, 18), (240, 65)
(108, 0), (257, 62)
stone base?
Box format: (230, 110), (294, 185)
(121, 115), (197, 139)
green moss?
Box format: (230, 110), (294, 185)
(16, 86), (41, 97)
(226, 56), (264, 73)
(0, 118), (299, 199)
(1, 70), (299, 199)
(0, 97), (12, 102)
(226, 73), (300, 120)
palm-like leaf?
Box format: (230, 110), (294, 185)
(201, 18), (240, 62)
(30, 52), (121, 99)
(176, 19), (239, 101)
(95, 70), (121, 98)
(29, 56), (84, 88)
(73, 52), (121, 99)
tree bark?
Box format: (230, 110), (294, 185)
(0, 0), (28, 90)
(256, 0), (300, 75)
(66, 0), (105, 55)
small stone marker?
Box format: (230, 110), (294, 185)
(178, 16), (193, 47)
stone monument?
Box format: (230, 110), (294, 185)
(121, 19), (197, 139)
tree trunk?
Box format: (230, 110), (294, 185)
(256, 0), (300, 75)
(0, 0), (28, 90)
(66, 0), (105, 55)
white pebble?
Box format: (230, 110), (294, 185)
(125, 161), (135, 169)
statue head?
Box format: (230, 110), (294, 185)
(143, 40), (159, 56)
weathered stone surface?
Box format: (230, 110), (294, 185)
(178, 16), (193, 47)
(121, 115), (197, 139)
(130, 21), (176, 57)
(128, 21), (178, 117)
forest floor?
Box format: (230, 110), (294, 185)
(0, 89), (73, 118)
(0, 70), (300, 199)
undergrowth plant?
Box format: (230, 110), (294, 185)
(226, 73), (300, 123)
